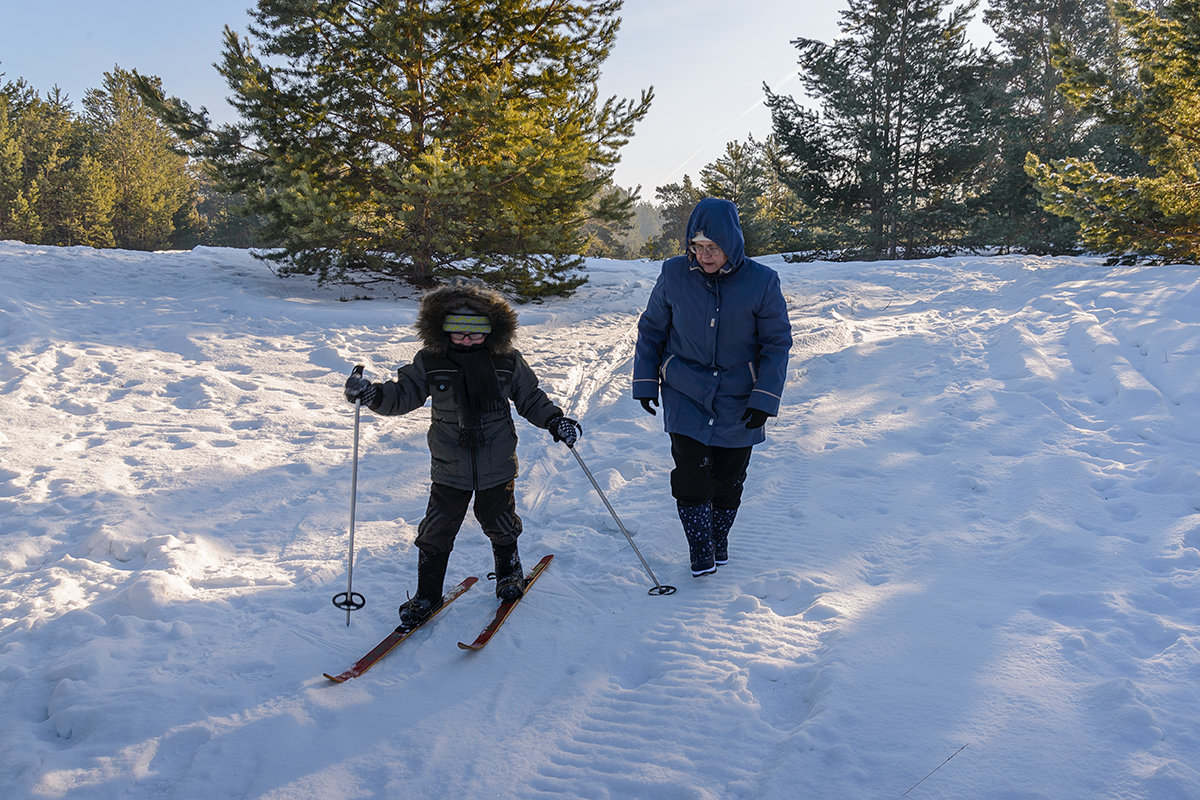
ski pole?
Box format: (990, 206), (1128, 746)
(569, 446), (676, 596)
(332, 365), (367, 624)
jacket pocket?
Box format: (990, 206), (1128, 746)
(427, 368), (457, 411)
(658, 353), (676, 382)
(661, 354), (710, 400)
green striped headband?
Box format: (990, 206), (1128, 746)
(442, 314), (492, 334)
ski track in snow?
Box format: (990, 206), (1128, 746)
(2, 244), (1200, 799)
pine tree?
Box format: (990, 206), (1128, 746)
(640, 175), (704, 260)
(1026, 0), (1200, 260)
(579, 179), (638, 259)
(0, 85), (41, 242)
(756, 134), (835, 258)
(25, 87), (116, 248)
(975, 0), (1126, 253)
(0, 80), (116, 247)
(766, 0), (995, 259)
(697, 136), (812, 257)
(84, 68), (198, 251)
(137, 0), (651, 300)
(700, 138), (772, 255)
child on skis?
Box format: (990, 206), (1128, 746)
(342, 282), (580, 627)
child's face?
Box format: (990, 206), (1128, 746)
(449, 332), (487, 346)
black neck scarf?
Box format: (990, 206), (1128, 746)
(446, 345), (505, 448)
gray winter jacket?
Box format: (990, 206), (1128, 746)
(370, 284), (563, 491)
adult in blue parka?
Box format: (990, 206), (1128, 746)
(633, 198), (792, 576)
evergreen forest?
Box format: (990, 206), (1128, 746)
(2, 0), (1198, 298)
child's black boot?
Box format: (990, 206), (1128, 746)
(398, 550), (450, 628)
(492, 542), (526, 601)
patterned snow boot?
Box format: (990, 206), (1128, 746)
(678, 502), (716, 577)
(712, 506), (738, 566)
(398, 550), (450, 628)
(492, 542), (526, 601)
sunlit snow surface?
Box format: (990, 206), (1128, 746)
(2, 242), (1198, 799)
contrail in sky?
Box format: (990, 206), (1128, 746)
(664, 67), (801, 184)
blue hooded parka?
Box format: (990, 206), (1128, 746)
(632, 198), (793, 447)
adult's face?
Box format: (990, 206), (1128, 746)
(690, 241), (727, 274)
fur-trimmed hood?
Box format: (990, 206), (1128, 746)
(415, 283), (519, 355)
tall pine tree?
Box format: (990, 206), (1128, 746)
(0, 82), (43, 243)
(976, 0), (1126, 252)
(698, 136), (814, 256)
(137, 0), (650, 300)
(1026, 0), (1200, 260)
(0, 79), (117, 247)
(700, 138), (774, 255)
(84, 68), (199, 251)
(30, 87), (117, 248)
(766, 0), (995, 259)
(640, 175), (704, 260)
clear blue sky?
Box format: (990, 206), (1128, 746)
(0, 1), (844, 195)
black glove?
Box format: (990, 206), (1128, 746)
(741, 408), (770, 429)
(547, 415), (581, 448)
(639, 397), (659, 416)
(343, 372), (379, 407)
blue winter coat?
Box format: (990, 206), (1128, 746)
(633, 198), (793, 447)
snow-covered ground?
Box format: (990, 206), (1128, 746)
(1, 241), (1198, 799)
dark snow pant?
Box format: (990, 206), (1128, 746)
(414, 480), (522, 556)
(668, 433), (753, 512)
